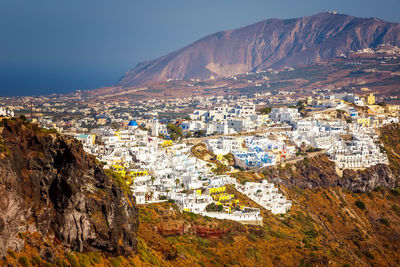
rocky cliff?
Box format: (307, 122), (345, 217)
(0, 118), (138, 258)
(262, 155), (399, 192)
(119, 12), (400, 87)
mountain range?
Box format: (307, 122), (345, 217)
(118, 12), (400, 87)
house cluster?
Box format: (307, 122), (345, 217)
(4, 88), (398, 226)
(0, 107), (14, 117)
(79, 120), (291, 225)
(292, 119), (346, 149)
(180, 103), (269, 135)
(327, 125), (388, 169)
(237, 180), (292, 214)
(205, 135), (296, 168)
(268, 108), (300, 123)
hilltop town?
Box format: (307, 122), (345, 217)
(0, 88), (398, 225)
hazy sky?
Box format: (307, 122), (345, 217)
(1, 0), (399, 96)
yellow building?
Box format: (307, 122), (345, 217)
(209, 186), (226, 194)
(114, 131), (121, 141)
(161, 140), (173, 147)
(369, 105), (384, 114)
(387, 105), (399, 116)
(307, 96), (313, 105)
(91, 134), (96, 145)
(216, 154), (224, 161)
(371, 119), (380, 128)
(260, 114), (269, 124)
(367, 93), (375, 105)
(357, 118), (370, 127)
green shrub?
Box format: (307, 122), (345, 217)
(365, 251), (374, 259)
(205, 202), (223, 212)
(88, 252), (102, 264)
(184, 211), (198, 220)
(390, 189), (400, 196)
(304, 230), (319, 239)
(65, 252), (79, 267)
(18, 257), (30, 267)
(303, 157), (310, 167)
(104, 169), (131, 195)
(379, 218), (390, 226)
(355, 200), (366, 210)
(19, 115), (28, 121)
(8, 250), (16, 259)
(110, 258), (122, 267)
(31, 255), (42, 266)
(392, 204), (400, 217)
(55, 258), (68, 267)
(76, 253), (91, 267)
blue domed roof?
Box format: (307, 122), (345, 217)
(128, 120), (138, 126)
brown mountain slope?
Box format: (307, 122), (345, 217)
(130, 124), (400, 266)
(119, 12), (400, 87)
(133, 186), (400, 267)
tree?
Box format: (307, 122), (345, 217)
(194, 130), (206, 137)
(296, 101), (306, 113)
(19, 115), (28, 121)
(185, 131), (193, 138)
(174, 178), (180, 187)
(150, 176), (156, 185)
(167, 123), (183, 141)
(205, 203), (223, 212)
(259, 107), (271, 114)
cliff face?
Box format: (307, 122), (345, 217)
(119, 12), (400, 87)
(262, 155), (399, 192)
(0, 119), (138, 257)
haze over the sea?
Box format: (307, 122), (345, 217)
(1, 0), (400, 96)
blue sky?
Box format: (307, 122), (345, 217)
(0, 0), (399, 96)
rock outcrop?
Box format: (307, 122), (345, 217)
(0, 118), (138, 256)
(119, 12), (400, 87)
(264, 154), (399, 192)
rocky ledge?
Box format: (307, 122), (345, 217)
(0, 118), (138, 257)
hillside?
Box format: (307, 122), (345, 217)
(119, 12), (400, 87)
(134, 186), (400, 266)
(1, 120), (400, 266)
(132, 124), (400, 266)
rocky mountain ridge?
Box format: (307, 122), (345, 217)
(119, 12), (400, 87)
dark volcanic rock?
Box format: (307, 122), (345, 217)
(0, 119), (138, 256)
(341, 164), (399, 192)
(264, 154), (400, 193)
(119, 12), (400, 87)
